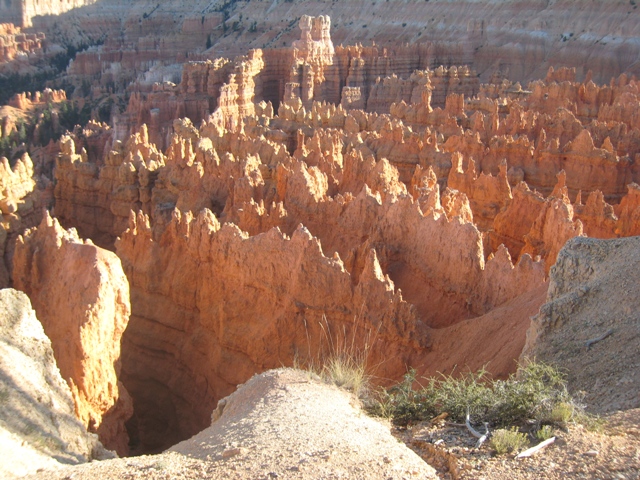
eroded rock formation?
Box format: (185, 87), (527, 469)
(115, 208), (437, 452)
(2, 4), (639, 456)
(0, 23), (46, 64)
(43, 14), (640, 452)
(13, 213), (132, 455)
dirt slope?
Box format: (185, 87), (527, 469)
(522, 236), (640, 413)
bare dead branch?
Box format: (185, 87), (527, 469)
(466, 408), (490, 447)
(516, 436), (556, 458)
(586, 329), (613, 349)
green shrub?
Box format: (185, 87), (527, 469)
(490, 427), (529, 455)
(367, 361), (580, 429)
(550, 401), (574, 424)
(535, 425), (554, 441)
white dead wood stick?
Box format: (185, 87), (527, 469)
(466, 408), (490, 448)
(516, 436), (556, 458)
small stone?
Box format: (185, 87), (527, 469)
(583, 450), (599, 457)
(222, 447), (244, 458)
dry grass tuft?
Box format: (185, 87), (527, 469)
(294, 314), (379, 398)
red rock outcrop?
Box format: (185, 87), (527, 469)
(0, 23), (46, 64)
(8, 89), (66, 110)
(447, 154), (512, 230)
(13, 213), (133, 455)
(115, 209), (428, 452)
(0, 153), (49, 288)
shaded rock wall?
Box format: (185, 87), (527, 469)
(3, 0), (97, 28)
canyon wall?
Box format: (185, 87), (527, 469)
(116, 210), (430, 453)
(47, 17), (640, 448)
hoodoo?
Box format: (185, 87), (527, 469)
(13, 213), (132, 455)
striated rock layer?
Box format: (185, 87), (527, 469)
(31, 0), (640, 90)
(13, 214), (133, 455)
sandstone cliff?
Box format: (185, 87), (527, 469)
(13, 213), (133, 455)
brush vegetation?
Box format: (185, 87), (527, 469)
(367, 362), (593, 433)
(490, 427), (529, 455)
